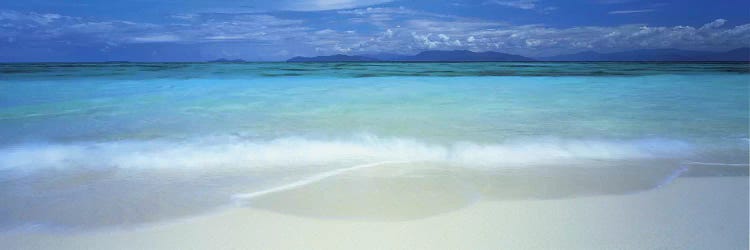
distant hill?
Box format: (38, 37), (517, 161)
(399, 50), (534, 62)
(358, 53), (409, 61)
(209, 58), (247, 63)
(539, 48), (750, 61)
(286, 48), (749, 62)
(287, 50), (533, 62)
(286, 54), (378, 62)
(710, 48), (750, 61)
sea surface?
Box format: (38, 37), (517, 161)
(0, 62), (748, 230)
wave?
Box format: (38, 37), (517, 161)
(0, 135), (694, 172)
(682, 161), (749, 166)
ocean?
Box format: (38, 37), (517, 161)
(0, 62), (748, 230)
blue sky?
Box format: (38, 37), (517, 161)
(1, 0), (749, 61)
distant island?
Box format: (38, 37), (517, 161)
(287, 50), (534, 62)
(285, 48), (749, 62)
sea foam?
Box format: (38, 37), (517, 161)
(0, 135), (693, 172)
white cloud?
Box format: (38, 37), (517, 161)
(0, 10), (69, 24)
(485, 0), (538, 10)
(406, 18), (507, 33)
(0, 10), (311, 47)
(1, 9), (749, 59)
(345, 18), (750, 57)
(131, 34), (181, 43)
(338, 7), (456, 27)
(701, 19), (727, 29)
(280, 0), (394, 11)
(595, 0), (638, 4)
(608, 9), (655, 14)
(171, 14), (198, 20)
(411, 33), (439, 49)
(484, 0), (556, 13)
(383, 28), (394, 38)
(338, 6), (416, 15)
(315, 29), (337, 35)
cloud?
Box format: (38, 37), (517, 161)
(406, 18), (507, 32)
(279, 0), (394, 11)
(1, 9), (749, 60)
(483, 0), (556, 13)
(338, 6), (456, 27)
(485, 0), (538, 10)
(0, 10), (160, 45)
(178, 0), (394, 12)
(701, 19), (727, 29)
(594, 0), (638, 4)
(343, 18), (750, 57)
(609, 9), (655, 14)
(0, 10), (68, 24)
(338, 6), (420, 15)
(0, 10), (309, 45)
(130, 34), (181, 43)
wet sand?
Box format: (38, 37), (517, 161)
(2, 176), (747, 250)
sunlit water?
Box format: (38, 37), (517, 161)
(0, 62), (748, 230)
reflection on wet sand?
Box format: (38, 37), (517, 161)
(244, 160), (747, 220)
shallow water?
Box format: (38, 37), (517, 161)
(0, 62), (747, 230)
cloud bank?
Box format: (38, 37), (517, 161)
(1, 6), (749, 61)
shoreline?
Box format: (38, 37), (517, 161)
(2, 176), (747, 250)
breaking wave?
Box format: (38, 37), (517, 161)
(0, 135), (693, 172)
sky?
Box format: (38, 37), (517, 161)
(1, 0), (749, 61)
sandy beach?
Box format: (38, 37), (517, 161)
(2, 176), (746, 250)
(2, 0), (749, 248)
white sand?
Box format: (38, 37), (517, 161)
(1, 177), (747, 250)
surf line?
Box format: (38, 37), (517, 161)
(231, 160), (411, 204)
(653, 165), (689, 189)
(682, 161), (749, 166)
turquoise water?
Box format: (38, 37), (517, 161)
(0, 62), (748, 230)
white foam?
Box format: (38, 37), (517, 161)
(682, 161), (749, 166)
(231, 160), (410, 202)
(0, 135), (693, 172)
(654, 166), (689, 189)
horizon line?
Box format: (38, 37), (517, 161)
(2, 47), (747, 63)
